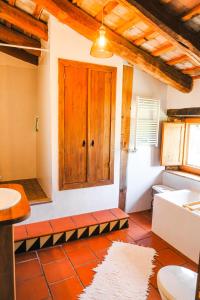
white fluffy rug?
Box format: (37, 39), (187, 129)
(79, 241), (156, 300)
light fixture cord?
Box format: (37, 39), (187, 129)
(102, 6), (104, 26)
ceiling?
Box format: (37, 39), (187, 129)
(72, 0), (200, 77)
(0, 0), (200, 91)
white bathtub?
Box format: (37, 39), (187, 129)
(152, 189), (200, 263)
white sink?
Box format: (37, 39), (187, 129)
(0, 188), (21, 210)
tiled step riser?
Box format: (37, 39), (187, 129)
(15, 218), (129, 254)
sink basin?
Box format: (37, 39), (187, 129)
(0, 188), (21, 210)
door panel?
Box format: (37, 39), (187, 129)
(59, 59), (116, 190)
(63, 65), (88, 184)
(88, 69), (112, 182)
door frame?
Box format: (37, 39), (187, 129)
(119, 65), (134, 210)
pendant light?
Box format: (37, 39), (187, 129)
(90, 8), (113, 58)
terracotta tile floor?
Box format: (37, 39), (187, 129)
(15, 210), (198, 300)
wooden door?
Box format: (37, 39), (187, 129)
(59, 60), (116, 190)
(88, 67), (116, 184)
(161, 122), (185, 166)
(59, 61), (88, 189)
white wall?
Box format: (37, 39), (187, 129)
(25, 16), (124, 223)
(162, 171), (200, 192)
(22, 16), (172, 223)
(0, 52), (37, 181)
(167, 79), (200, 108)
(126, 68), (167, 213)
(36, 48), (52, 197)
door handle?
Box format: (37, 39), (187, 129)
(82, 140), (86, 147)
(90, 140), (94, 147)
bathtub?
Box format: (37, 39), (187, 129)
(152, 189), (200, 263)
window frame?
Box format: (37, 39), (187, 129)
(180, 118), (200, 176)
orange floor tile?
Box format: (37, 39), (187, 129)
(15, 210), (198, 300)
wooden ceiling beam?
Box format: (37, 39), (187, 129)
(32, 0), (192, 93)
(152, 43), (174, 56)
(132, 29), (156, 46)
(167, 107), (200, 117)
(182, 4), (200, 22)
(8, 0), (15, 5)
(0, 44), (38, 65)
(122, 0), (200, 64)
(167, 54), (188, 65)
(0, 24), (41, 56)
(193, 75), (200, 80)
(116, 16), (140, 34)
(96, 1), (119, 21)
(183, 66), (200, 75)
(33, 5), (44, 19)
(161, 0), (172, 3)
(144, 31), (159, 40)
(117, 1), (153, 29)
(0, 0), (48, 41)
(72, 0), (83, 5)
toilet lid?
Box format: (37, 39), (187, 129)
(157, 266), (197, 300)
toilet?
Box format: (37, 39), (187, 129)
(157, 265), (197, 300)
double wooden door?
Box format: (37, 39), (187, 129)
(59, 59), (116, 190)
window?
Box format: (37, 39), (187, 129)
(181, 119), (200, 175)
(161, 119), (200, 176)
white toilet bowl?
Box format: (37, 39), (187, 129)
(157, 265), (197, 300)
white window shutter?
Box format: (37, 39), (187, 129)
(129, 97), (160, 151)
